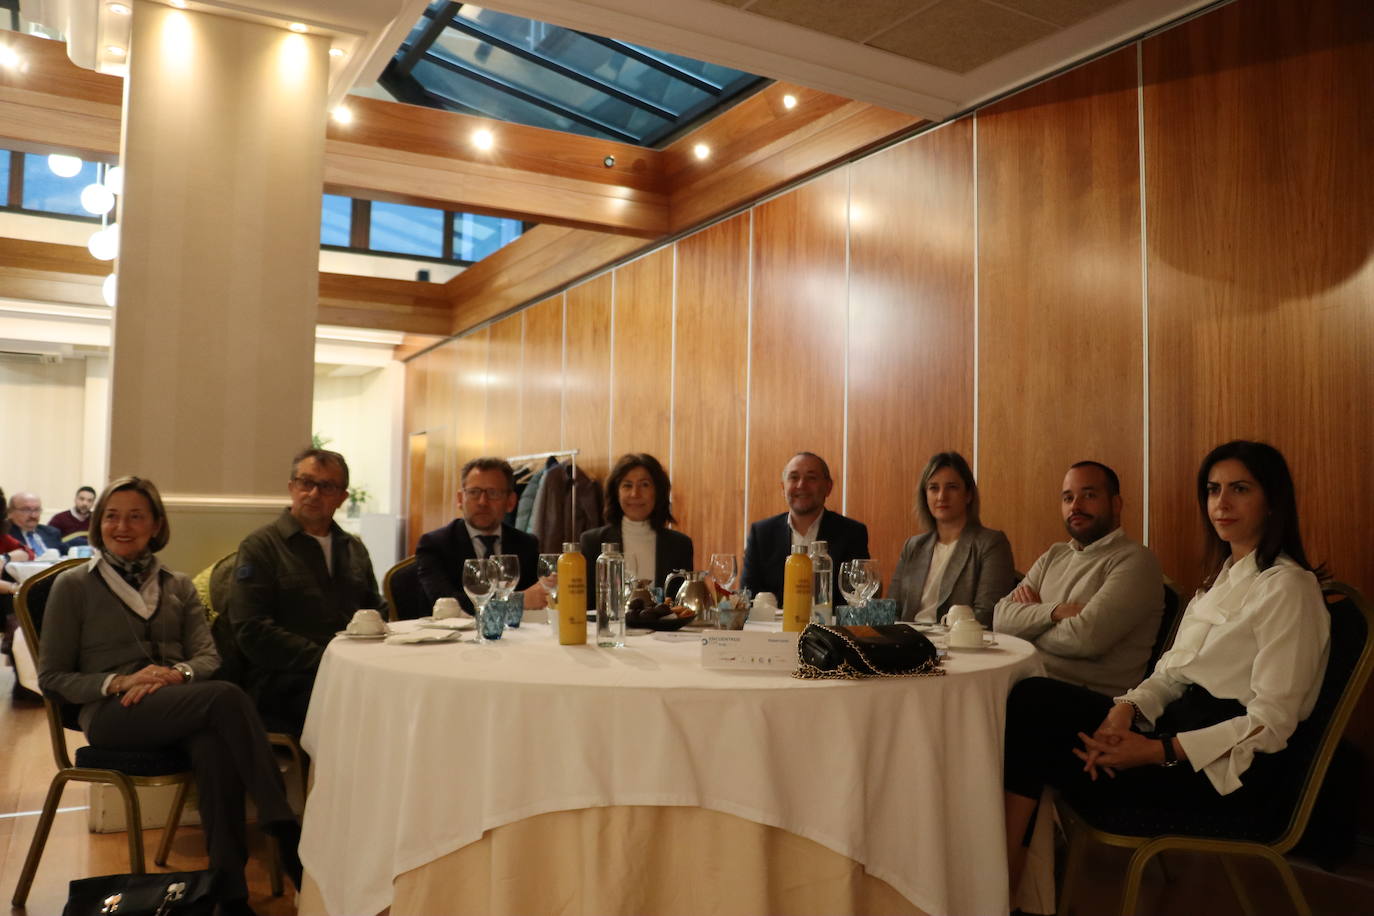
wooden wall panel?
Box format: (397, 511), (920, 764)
(976, 47), (1144, 566)
(563, 273), (613, 483)
(1143, 0), (1374, 817)
(746, 170), (849, 532)
(452, 327), (490, 481)
(519, 295), (565, 455)
(611, 248), (674, 462)
(672, 215), (751, 560)
(485, 315), (523, 459)
(847, 119), (976, 585)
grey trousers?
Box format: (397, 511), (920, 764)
(86, 680), (295, 899)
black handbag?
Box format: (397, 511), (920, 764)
(62, 870), (220, 916)
(794, 623), (944, 679)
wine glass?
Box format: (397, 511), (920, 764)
(493, 554), (520, 601)
(838, 560), (862, 609)
(855, 559), (880, 605)
(537, 553), (559, 624)
(620, 554), (639, 603)
(462, 558), (497, 642)
(708, 553), (738, 595)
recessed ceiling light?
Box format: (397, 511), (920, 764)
(692, 143), (710, 161)
(168, 0), (187, 8)
(329, 47), (345, 58)
(782, 94), (798, 110)
(472, 128), (494, 151)
(109, 3), (132, 14)
(0, 45), (20, 70)
(331, 106), (353, 125)
(106, 45), (127, 57)
(288, 22), (307, 33)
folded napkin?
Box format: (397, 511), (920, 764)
(384, 629), (458, 645)
(418, 617), (474, 630)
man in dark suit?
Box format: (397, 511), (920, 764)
(742, 452), (869, 603)
(6, 492), (63, 555)
(416, 457), (544, 615)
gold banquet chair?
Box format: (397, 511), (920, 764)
(383, 555), (427, 621)
(1057, 581), (1374, 916)
(11, 559), (193, 907)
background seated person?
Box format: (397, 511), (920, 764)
(994, 461), (1163, 696)
(581, 453), (693, 606)
(49, 485), (96, 537)
(743, 452), (868, 605)
(416, 457), (543, 615)
(228, 448), (383, 733)
(889, 451), (1015, 627)
(38, 476), (302, 915)
(1001, 440), (1330, 896)
(7, 491), (62, 555)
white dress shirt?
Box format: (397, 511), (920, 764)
(1118, 551), (1328, 795)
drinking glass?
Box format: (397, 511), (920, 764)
(855, 559), (880, 605)
(493, 554), (520, 600)
(537, 553), (559, 629)
(838, 560), (863, 608)
(463, 558), (498, 642)
(709, 553), (738, 594)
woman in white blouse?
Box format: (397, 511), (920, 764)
(580, 453), (694, 607)
(887, 451), (1015, 626)
(1001, 440), (1329, 891)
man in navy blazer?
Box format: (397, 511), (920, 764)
(6, 492), (63, 555)
(416, 457), (545, 615)
(742, 453), (869, 604)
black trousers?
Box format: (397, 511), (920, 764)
(86, 680), (295, 899)
(1003, 677), (1293, 836)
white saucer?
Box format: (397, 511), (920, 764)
(335, 630), (387, 640)
(948, 639), (998, 650)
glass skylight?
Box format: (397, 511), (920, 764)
(381, 2), (766, 147)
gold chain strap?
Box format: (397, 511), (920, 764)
(793, 626), (945, 680)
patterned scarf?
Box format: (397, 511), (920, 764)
(101, 549), (157, 589)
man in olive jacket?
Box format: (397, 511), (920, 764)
(227, 448), (384, 732)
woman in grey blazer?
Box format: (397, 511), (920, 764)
(888, 452), (1015, 627)
(38, 477), (301, 915)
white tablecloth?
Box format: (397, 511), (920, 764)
(300, 622), (1040, 916)
(7, 560), (58, 693)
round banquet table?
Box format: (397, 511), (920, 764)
(297, 621), (1041, 916)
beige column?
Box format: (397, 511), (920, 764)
(109, 2), (328, 571)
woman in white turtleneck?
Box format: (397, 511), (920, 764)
(580, 453), (694, 608)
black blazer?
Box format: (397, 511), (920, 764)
(579, 523), (694, 610)
(415, 520), (540, 614)
(741, 510), (869, 604)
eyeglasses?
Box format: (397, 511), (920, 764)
(462, 486), (509, 502)
(290, 476), (346, 496)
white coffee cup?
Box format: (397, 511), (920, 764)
(948, 617), (985, 648)
(346, 608), (386, 635)
(942, 604), (976, 628)
(750, 592), (778, 621)
(433, 597), (461, 620)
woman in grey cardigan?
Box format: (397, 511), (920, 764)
(888, 452), (1015, 627)
(38, 477), (300, 915)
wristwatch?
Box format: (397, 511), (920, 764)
(173, 662), (194, 684)
(1159, 735), (1180, 768)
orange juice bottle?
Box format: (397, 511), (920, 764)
(557, 542), (587, 645)
(783, 546), (812, 632)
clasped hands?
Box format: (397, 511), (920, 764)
(1007, 583), (1084, 622)
(1073, 702), (1165, 779)
(108, 664), (187, 707)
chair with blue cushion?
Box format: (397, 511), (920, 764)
(1057, 581), (1374, 916)
(11, 559), (193, 907)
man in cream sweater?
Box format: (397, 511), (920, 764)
(993, 461), (1163, 696)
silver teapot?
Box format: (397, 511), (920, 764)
(664, 569), (717, 626)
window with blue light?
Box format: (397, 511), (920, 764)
(321, 194), (352, 247)
(22, 153), (101, 216)
(0, 152), (9, 201)
(370, 201), (445, 258)
(455, 213), (523, 262)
